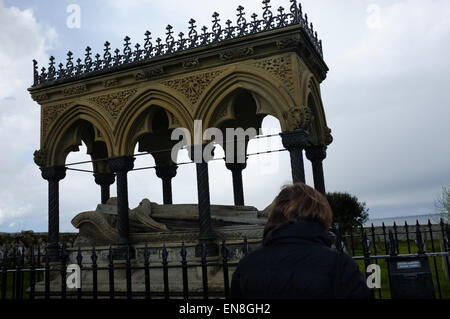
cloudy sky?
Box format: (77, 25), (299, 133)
(0, 0), (449, 232)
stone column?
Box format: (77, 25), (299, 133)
(188, 145), (218, 256)
(155, 164), (178, 204)
(108, 156), (135, 246)
(94, 173), (115, 204)
(41, 166), (66, 261)
(306, 145), (327, 195)
(280, 129), (309, 184)
(225, 162), (247, 206)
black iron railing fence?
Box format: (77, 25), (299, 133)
(1, 219), (449, 300)
(32, 0), (323, 87)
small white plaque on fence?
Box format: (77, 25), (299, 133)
(396, 261), (421, 269)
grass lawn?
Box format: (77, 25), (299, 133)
(1, 271), (43, 299)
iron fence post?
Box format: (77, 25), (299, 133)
(1, 248), (7, 299)
(108, 246), (114, 300)
(76, 247), (83, 299)
(370, 224), (381, 299)
(393, 222), (400, 255)
(180, 242), (189, 300)
(162, 245), (169, 300)
(387, 230), (397, 298)
(416, 221), (425, 255)
(37, 245), (42, 282)
(29, 246), (36, 300)
(428, 220), (442, 298)
(221, 240), (230, 299)
(361, 229), (374, 299)
(144, 245), (151, 300)
(91, 247), (98, 300)
(11, 248), (16, 298)
(126, 245), (132, 300)
(381, 223), (388, 255)
(60, 243), (67, 299)
(15, 247), (24, 300)
(201, 242), (208, 300)
(439, 219), (450, 278)
(405, 221), (411, 254)
(44, 246), (50, 300)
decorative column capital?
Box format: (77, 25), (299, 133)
(226, 161), (247, 206)
(40, 166), (66, 182)
(155, 164), (178, 180)
(108, 156), (135, 173)
(280, 129), (309, 150)
(305, 145), (327, 162)
(187, 144), (214, 164)
(94, 172), (115, 186)
(33, 149), (47, 167)
(225, 162), (247, 171)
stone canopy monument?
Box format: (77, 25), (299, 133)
(28, 0), (332, 261)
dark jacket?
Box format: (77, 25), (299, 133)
(231, 221), (372, 299)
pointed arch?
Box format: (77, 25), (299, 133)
(115, 86), (194, 155)
(197, 65), (296, 132)
(305, 76), (331, 145)
(43, 102), (115, 167)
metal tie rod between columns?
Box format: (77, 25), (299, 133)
(64, 147), (289, 174)
(63, 132), (284, 168)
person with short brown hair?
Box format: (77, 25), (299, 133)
(231, 183), (371, 299)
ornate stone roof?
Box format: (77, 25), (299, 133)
(31, 0), (324, 87)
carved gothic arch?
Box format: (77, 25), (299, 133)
(197, 65), (296, 133)
(305, 76), (332, 145)
(115, 86), (194, 156)
(43, 103), (115, 167)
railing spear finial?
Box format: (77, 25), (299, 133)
(33, 60), (39, 85)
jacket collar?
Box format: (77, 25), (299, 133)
(263, 220), (334, 247)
